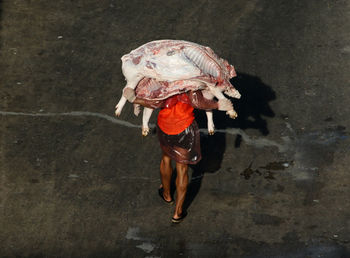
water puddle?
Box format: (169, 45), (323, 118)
(260, 161), (291, 170)
(241, 161), (293, 180)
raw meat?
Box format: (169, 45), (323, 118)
(115, 40), (241, 135)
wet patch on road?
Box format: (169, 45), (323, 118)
(240, 162), (261, 180)
(240, 160), (293, 180)
(126, 227), (157, 255)
(260, 161), (291, 170)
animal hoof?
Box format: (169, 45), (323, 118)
(115, 105), (122, 117)
(232, 90), (241, 99)
(224, 89), (241, 99)
(208, 130), (215, 135)
(142, 127), (150, 136)
(227, 110), (238, 119)
(134, 104), (141, 116)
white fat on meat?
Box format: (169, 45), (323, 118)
(115, 40), (240, 136)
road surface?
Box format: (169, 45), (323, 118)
(0, 0), (349, 257)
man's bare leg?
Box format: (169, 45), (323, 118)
(173, 162), (189, 219)
(159, 154), (173, 202)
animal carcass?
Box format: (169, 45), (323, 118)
(115, 40), (241, 135)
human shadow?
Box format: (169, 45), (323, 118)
(183, 72), (276, 212)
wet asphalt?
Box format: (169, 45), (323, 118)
(0, 0), (349, 257)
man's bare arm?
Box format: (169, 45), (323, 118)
(187, 91), (218, 110)
(187, 90), (233, 112)
(133, 98), (165, 109)
(123, 87), (164, 109)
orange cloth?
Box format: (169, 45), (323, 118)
(157, 93), (195, 135)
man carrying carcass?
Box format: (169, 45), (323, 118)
(123, 88), (233, 223)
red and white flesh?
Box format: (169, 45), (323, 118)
(115, 40), (241, 136)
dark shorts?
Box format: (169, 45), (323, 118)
(157, 120), (202, 165)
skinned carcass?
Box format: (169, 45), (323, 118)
(115, 40), (241, 135)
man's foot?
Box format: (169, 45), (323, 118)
(172, 212), (187, 224)
(158, 187), (174, 204)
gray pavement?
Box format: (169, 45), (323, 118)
(0, 0), (349, 257)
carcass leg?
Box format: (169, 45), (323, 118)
(133, 104), (141, 116)
(115, 96), (127, 117)
(142, 107), (153, 136)
(202, 90), (215, 134)
(206, 111), (215, 135)
(224, 88), (241, 99)
(115, 80), (139, 117)
(208, 85), (238, 119)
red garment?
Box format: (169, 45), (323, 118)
(157, 93), (195, 135)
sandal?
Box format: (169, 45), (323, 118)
(158, 187), (174, 204)
(172, 212), (187, 224)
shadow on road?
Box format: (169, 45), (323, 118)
(183, 72), (276, 212)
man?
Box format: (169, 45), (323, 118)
(123, 88), (232, 223)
